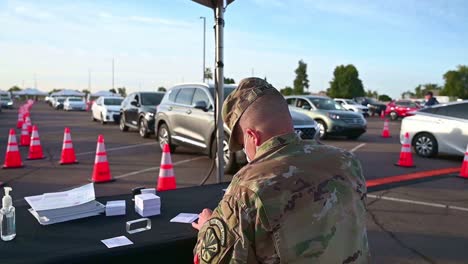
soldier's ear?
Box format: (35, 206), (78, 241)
(246, 129), (261, 147)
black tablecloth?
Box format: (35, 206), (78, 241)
(0, 183), (229, 264)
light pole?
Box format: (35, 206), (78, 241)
(88, 68), (91, 91)
(112, 58), (115, 90)
(200, 16), (206, 83)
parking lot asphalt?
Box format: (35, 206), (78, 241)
(1, 102), (467, 263)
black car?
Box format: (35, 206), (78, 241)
(354, 97), (386, 116)
(119, 92), (165, 138)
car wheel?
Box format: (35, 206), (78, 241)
(390, 111), (398, 121)
(211, 135), (237, 174)
(100, 114), (106, 125)
(316, 120), (328, 140)
(158, 123), (176, 152)
(139, 118), (150, 138)
(413, 133), (438, 158)
(119, 113), (129, 132)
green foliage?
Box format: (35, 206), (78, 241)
(414, 83), (442, 98)
(327, 64), (365, 98)
(157, 86), (166, 92)
(365, 90), (378, 98)
(441, 65), (468, 99)
(401, 90), (415, 99)
(293, 60), (309, 94)
(204, 67), (213, 81)
(109, 88), (117, 94)
(378, 94), (392, 102)
(8, 86), (21, 92)
(280, 86), (293, 96)
(117, 87), (127, 97)
(224, 77), (235, 84)
(81, 89), (90, 96)
(48, 88), (62, 95)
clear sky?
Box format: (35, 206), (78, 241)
(1, 0), (467, 98)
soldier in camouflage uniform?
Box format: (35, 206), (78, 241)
(193, 77), (370, 263)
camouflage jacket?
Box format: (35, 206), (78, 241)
(194, 133), (370, 264)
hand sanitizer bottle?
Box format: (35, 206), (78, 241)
(0, 187), (16, 241)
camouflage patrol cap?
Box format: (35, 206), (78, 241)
(222, 77), (283, 152)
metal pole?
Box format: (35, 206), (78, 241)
(215, 1), (225, 183)
(112, 58), (115, 90)
(200, 16), (206, 83)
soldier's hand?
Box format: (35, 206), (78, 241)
(192, 208), (213, 230)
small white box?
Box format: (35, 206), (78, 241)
(106, 200), (126, 216)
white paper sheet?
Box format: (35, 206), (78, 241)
(170, 213), (199, 223)
(25, 183), (96, 211)
(101, 236), (133, 248)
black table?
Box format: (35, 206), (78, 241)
(0, 183), (229, 264)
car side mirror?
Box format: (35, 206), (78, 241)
(193, 101), (208, 111)
(130, 101), (138, 107)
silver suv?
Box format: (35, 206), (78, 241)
(155, 83), (319, 173)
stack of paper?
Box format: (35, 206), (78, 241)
(106, 200), (126, 216)
(135, 193), (160, 217)
(25, 183), (105, 225)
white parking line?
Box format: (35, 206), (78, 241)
(350, 143), (366, 153)
(114, 156), (206, 179)
(75, 142), (157, 156)
(368, 194), (468, 213)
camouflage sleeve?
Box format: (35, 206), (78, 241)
(194, 187), (270, 264)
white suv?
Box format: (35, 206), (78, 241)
(334, 98), (369, 116)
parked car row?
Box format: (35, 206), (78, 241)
(0, 93), (14, 109)
(47, 96), (86, 111)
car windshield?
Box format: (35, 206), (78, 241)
(68, 98), (82, 102)
(141, 93), (164, 106)
(0, 95), (10, 100)
(367, 98), (379, 104)
(104, 98), (123, 105)
(396, 101), (417, 107)
(208, 87), (236, 101)
(309, 98), (345, 110)
(345, 99), (358, 105)
(58, 98), (65, 102)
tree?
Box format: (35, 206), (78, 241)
(280, 86), (293, 96)
(401, 90), (415, 99)
(109, 88), (117, 94)
(81, 89), (90, 96)
(365, 90), (379, 98)
(8, 86), (21, 92)
(204, 67), (213, 81)
(48, 88), (62, 95)
(414, 83), (442, 98)
(157, 86), (166, 92)
(327, 64), (365, 98)
(378, 94), (392, 102)
(224, 77), (235, 84)
(441, 65), (468, 99)
(293, 60), (309, 94)
(117, 87), (127, 97)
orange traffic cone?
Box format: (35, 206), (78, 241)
(460, 144), (468, 179)
(91, 135), (113, 183)
(16, 112), (24, 129)
(3, 129), (23, 169)
(381, 119), (391, 138)
(156, 144), (176, 191)
(19, 122), (30, 147)
(395, 132), (415, 167)
(28, 125), (45, 160)
(380, 110), (385, 119)
(25, 115), (32, 134)
(59, 127), (78, 165)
